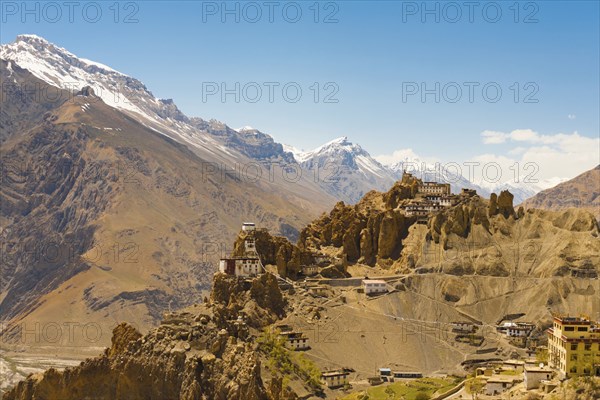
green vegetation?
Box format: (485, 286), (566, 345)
(464, 377), (485, 400)
(341, 376), (460, 400)
(257, 328), (322, 390)
(535, 347), (549, 364)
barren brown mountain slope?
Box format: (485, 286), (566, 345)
(0, 63), (333, 354)
(522, 164), (600, 221)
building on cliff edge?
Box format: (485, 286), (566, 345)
(219, 224), (264, 278)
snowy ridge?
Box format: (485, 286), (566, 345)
(0, 34), (250, 167)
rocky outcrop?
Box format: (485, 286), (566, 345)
(299, 177), (419, 267)
(404, 192), (600, 277)
(232, 230), (313, 279)
(497, 190), (515, 218)
(3, 273), (291, 400)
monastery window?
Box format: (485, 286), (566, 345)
(571, 343), (578, 350)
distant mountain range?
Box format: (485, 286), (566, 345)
(0, 35), (546, 205)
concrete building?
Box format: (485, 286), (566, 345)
(321, 370), (350, 388)
(362, 279), (388, 295)
(547, 316), (600, 378)
(524, 365), (553, 390)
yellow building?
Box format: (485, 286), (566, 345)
(547, 316), (600, 379)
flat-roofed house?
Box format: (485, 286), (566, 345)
(524, 365), (553, 390)
(302, 265), (319, 276)
(485, 376), (518, 396)
(503, 359), (525, 372)
(242, 222), (256, 231)
(321, 370), (350, 388)
(362, 279), (388, 295)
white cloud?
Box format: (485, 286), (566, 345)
(481, 130), (507, 144)
(377, 129), (598, 192)
(476, 129), (599, 187)
(568, 114), (576, 120)
(374, 148), (439, 166)
(509, 129), (539, 142)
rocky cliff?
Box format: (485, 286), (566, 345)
(296, 176), (599, 279)
(231, 229), (314, 279)
(298, 176), (420, 267)
(3, 273), (291, 400)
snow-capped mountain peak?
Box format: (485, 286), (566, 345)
(236, 126), (257, 133)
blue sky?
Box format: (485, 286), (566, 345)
(1, 1), (599, 182)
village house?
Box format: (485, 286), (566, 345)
(301, 265), (319, 276)
(362, 279), (388, 295)
(321, 370), (350, 388)
(274, 324), (293, 334)
(461, 188), (477, 197)
(503, 359), (525, 372)
(497, 322), (534, 337)
(313, 253), (331, 266)
(524, 365), (553, 390)
(281, 331), (310, 351)
(393, 371), (423, 379)
(475, 367), (494, 377)
(403, 200), (446, 218)
(378, 368), (392, 382)
(547, 316), (600, 379)
(424, 194), (455, 207)
(242, 222), (256, 231)
(308, 285), (329, 297)
(451, 321), (478, 334)
(485, 375), (520, 396)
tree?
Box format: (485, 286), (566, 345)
(536, 347), (549, 364)
(465, 377), (485, 400)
